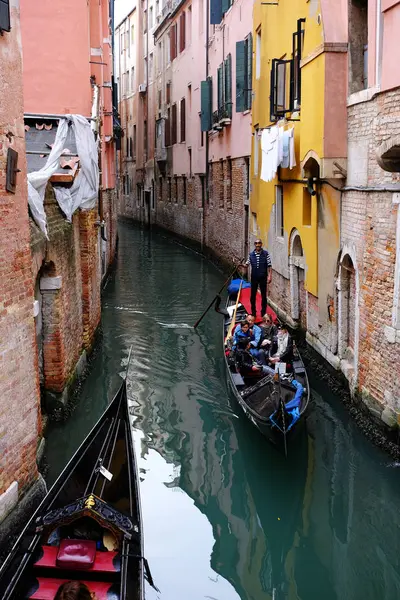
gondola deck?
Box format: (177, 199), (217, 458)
(0, 378), (151, 600)
(221, 289), (310, 452)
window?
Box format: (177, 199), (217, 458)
(251, 212), (258, 234)
(224, 54), (232, 117)
(292, 19), (305, 109)
(303, 188), (312, 226)
(131, 25), (134, 45)
(171, 103), (177, 144)
(131, 68), (135, 92)
(187, 6), (192, 46)
(188, 148), (192, 178)
(200, 77), (213, 131)
(180, 98), (186, 142)
(120, 33), (124, 53)
(170, 23), (177, 61)
(236, 34), (252, 112)
(158, 42), (162, 74)
(183, 176), (187, 204)
(166, 108), (171, 146)
(253, 131), (259, 176)
(0, 0), (11, 32)
(219, 160), (224, 208)
(270, 59), (292, 119)
(129, 138), (133, 158)
(166, 81), (171, 104)
(143, 10), (147, 32)
(158, 89), (162, 110)
(179, 12), (186, 52)
(149, 6), (153, 29)
(127, 30), (130, 57)
(227, 158), (232, 210)
(133, 125), (136, 158)
(275, 185), (284, 237)
(256, 28), (261, 79)
(349, 0), (368, 93)
(149, 53), (153, 82)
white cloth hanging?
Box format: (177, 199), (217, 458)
(27, 114), (99, 238)
(288, 127), (296, 169)
(260, 126), (279, 182)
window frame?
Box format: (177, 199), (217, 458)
(275, 185), (284, 238)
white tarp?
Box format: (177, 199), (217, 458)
(27, 114), (99, 238)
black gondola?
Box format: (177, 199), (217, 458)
(0, 377), (153, 600)
(218, 285), (310, 454)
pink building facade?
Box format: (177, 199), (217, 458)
(339, 0), (400, 428)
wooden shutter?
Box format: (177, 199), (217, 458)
(217, 65), (223, 111)
(210, 0), (222, 25)
(179, 12), (186, 52)
(246, 33), (253, 110)
(224, 54), (232, 117)
(180, 98), (186, 142)
(6, 149), (18, 193)
(171, 103), (177, 144)
(200, 79), (212, 131)
(0, 0), (11, 32)
(165, 108), (171, 146)
(170, 24), (177, 61)
(236, 40), (245, 112)
(222, 0), (230, 15)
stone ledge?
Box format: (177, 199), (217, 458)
(0, 481), (18, 524)
(306, 331), (341, 370)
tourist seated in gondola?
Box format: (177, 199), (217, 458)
(55, 581), (97, 600)
(233, 314), (262, 358)
(268, 324), (293, 368)
(232, 320), (251, 347)
(232, 338), (275, 377)
(257, 313), (278, 364)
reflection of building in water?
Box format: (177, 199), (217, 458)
(129, 323), (310, 599)
(300, 394), (400, 599)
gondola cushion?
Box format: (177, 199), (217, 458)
(56, 539), (96, 570)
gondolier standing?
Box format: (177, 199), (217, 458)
(244, 239), (272, 318)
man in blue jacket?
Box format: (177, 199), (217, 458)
(245, 239), (272, 318)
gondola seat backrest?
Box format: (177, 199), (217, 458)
(56, 539), (96, 570)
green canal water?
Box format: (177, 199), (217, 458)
(46, 221), (400, 600)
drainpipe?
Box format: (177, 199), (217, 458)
(204, 0), (210, 250)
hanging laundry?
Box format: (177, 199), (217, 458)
(281, 130), (290, 168)
(260, 125), (279, 182)
(288, 127), (296, 169)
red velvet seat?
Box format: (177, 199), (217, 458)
(56, 540), (96, 570)
(34, 545), (120, 573)
(27, 577), (117, 600)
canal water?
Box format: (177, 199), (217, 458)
(46, 221), (400, 600)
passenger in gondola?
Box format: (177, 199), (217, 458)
(268, 324), (293, 367)
(55, 580), (98, 600)
(233, 314), (262, 358)
(233, 338), (275, 376)
(257, 313), (278, 364)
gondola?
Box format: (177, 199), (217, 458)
(217, 281), (310, 454)
(0, 376), (156, 600)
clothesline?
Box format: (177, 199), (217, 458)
(256, 122), (296, 182)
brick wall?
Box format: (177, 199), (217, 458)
(343, 87), (400, 424)
(0, 3), (40, 501)
(80, 209), (101, 350)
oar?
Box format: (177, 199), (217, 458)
(193, 260), (245, 329)
(224, 279), (243, 345)
(277, 371), (288, 457)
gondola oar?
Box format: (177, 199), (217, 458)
(193, 259), (245, 329)
(224, 279), (243, 345)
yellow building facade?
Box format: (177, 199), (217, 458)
(250, 0), (347, 358)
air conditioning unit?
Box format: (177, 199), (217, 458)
(138, 83), (147, 93)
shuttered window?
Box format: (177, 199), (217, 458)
(171, 103), (177, 144)
(180, 97), (186, 142)
(224, 54), (232, 118)
(270, 58), (293, 119)
(165, 108), (171, 146)
(236, 36), (252, 112)
(0, 0), (10, 32)
(217, 65), (224, 111)
(210, 0), (222, 25)
(179, 12), (186, 53)
(170, 23), (177, 61)
(200, 78), (212, 132)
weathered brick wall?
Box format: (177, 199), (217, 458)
(269, 271), (291, 317)
(205, 157), (248, 265)
(343, 87), (400, 424)
(103, 188), (118, 266)
(80, 209), (101, 350)
(0, 3), (40, 501)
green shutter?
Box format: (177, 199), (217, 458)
(222, 0), (230, 15)
(217, 65), (223, 111)
(210, 0), (222, 25)
(200, 79), (212, 131)
(246, 33), (253, 110)
(224, 54), (232, 118)
(236, 40), (245, 112)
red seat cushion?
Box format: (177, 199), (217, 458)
(35, 545), (120, 573)
(56, 540), (96, 570)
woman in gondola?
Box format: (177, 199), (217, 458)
(55, 581), (98, 600)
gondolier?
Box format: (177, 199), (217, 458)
(244, 239), (272, 318)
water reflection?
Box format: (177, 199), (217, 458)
(45, 222), (400, 600)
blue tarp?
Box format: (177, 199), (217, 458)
(269, 378), (304, 432)
(227, 278), (251, 294)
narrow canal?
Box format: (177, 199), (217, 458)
(46, 221), (400, 600)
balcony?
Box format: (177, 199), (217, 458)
(212, 103), (232, 130)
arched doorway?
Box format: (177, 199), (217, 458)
(289, 229), (306, 328)
(337, 251), (359, 385)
